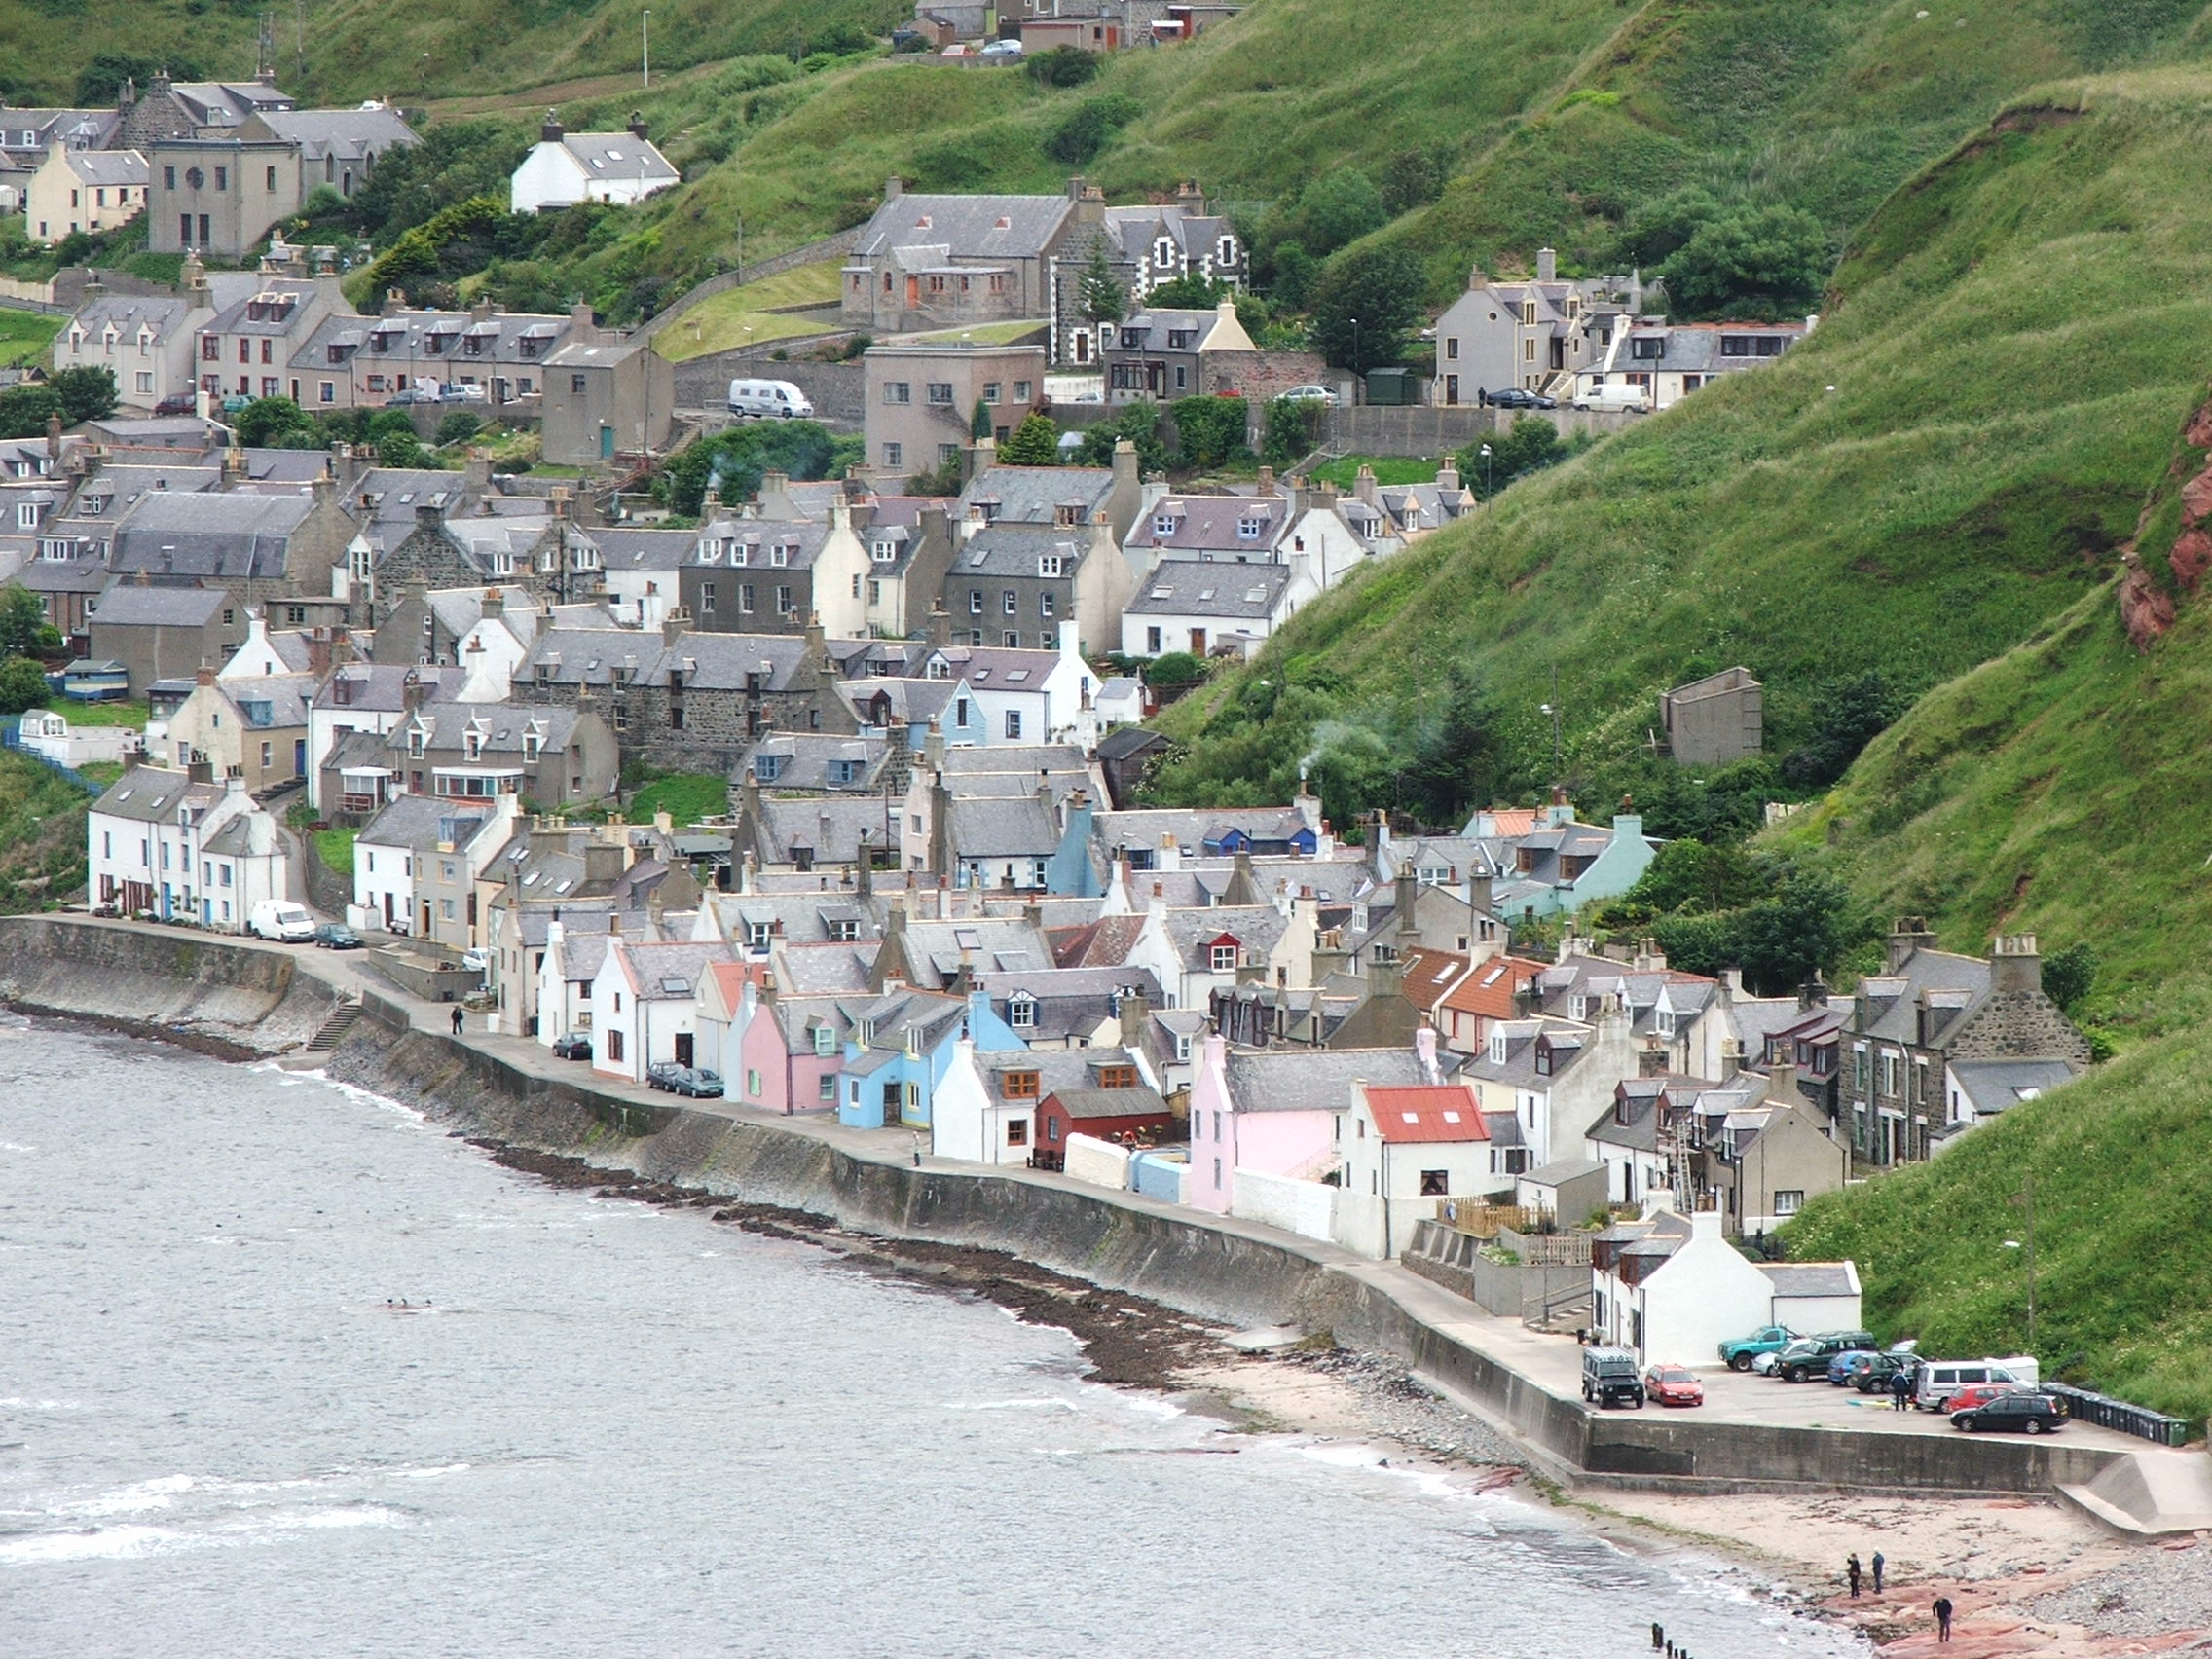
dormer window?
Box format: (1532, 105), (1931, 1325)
(1009, 994), (1036, 1030)
(407, 728), (425, 758)
(769, 544), (789, 568)
(463, 729), (484, 761)
(1209, 943), (1237, 973)
(523, 730), (542, 761)
(1003, 1069), (1040, 1099)
(1235, 514), (1265, 539)
(1488, 1030), (1507, 1064)
(1153, 511), (1178, 536)
(1036, 554), (1063, 578)
(814, 1025), (836, 1057)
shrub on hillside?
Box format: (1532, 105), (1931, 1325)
(1781, 672), (1908, 789)
(1168, 395), (1247, 469)
(1026, 45), (1100, 88)
(1046, 95), (1139, 166)
(1306, 246), (1424, 373)
(998, 413), (1060, 466)
(0, 657), (49, 716)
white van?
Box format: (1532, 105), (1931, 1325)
(1572, 383), (1652, 414)
(248, 901), (316, 943)
(1914, 1355), (2039, 1411)
(726, 379), (814, 420)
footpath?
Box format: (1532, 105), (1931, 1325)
(12, 913), (2212, 1532)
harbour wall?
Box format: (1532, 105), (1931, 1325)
(0, 916), (2129, 1500)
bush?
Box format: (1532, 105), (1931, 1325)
(1045, 94), (1140, 166)
(1168, 395), (1248, 469)
(1456, 417), (1591, 500)
(0, 385), (63, 440)
(235, 396), (314, 448)
(1306, 246), (1425, 373)
(660, 420), (844, 516)
(1781, 672), (1907, 788)
(0, 657), (49, 716)
(1660, 201), (1833, 320)
(436, 411), (485, 446)
(2044, 942), (2098, 1014)
(47, 366), (116, 425)
(1261, 396), (1323, 466)
(998, 412), (1060, 466)
(1026, 45), (1101, 88)
(1147, 650), (1203, 684)
(1146, 273), (1233, 310)
(377, 430), (427, 468)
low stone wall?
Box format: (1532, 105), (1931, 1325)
(669, 350), (865, 424)
(1404, 1219), (1587, 1318)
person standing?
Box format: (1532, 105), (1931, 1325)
(1933, 1596), (1954, 1642)
(1871, 1550), (1886, 1593)
(451, 1004), (464, 1036)
(1891, 1365), (1912, 1411)
(1847, 1554), (1862, 1599)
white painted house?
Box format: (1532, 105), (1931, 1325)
(87, 764), (292, 929)
(510, 114), (679, 213)
(588, 938), (734, 1084)
(1331, 1081), (1495, 1260)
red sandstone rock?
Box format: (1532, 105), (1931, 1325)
(2120, 552), (2177, 649)
(2170, 526), (2212, 591)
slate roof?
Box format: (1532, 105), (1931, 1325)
(1050, 1083), (1171, 1122)
(959, 464), (1113, 526)
(1947, 1058), (2081, 1116)
(316, 661), (467, 713)
(596, 528), (695, 573)
(949, 524), (1088, 579)
(753, 795), (888, 866)
(87, 582), (226, 627)
(65, 295), (190, 350)
(690, 514), (830, 571)
(923, 643), (1062, 687)
(549, 130), (678, 184)
(1124, 562), (1291, 620)
(982, 966), (1160, 1043)
(1222, 1046), (1425, 1114)
(90, 766), (226, 824)
(1129, 492), (1287, 558)
(399, 701), (586, 756)
(611, 940), (732, 1002)
(1854, 949), (1994, 1047)
(110, 491), (315, 580)
(1758, 1262), (1859, 1299)
(945, 793), (1061, 860)
(211, 674), (311, 729)
(851, 191), (1076, 262)
(356, 793), (498, 853)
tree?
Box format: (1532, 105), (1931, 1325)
(1260, 396), (1322, 466)
(1077, 234), (1125, 325)
(659, 420), (842, 516)
(997, 412), (1060, 466)
(1168, 395), (1248, 469)
(0, 587), (53, 660)
(1306, 246), (1424, 374)
(1659, 201), (1831, 320)
(235, 396), (314, 448)
(346, 123), (528, 242)
(1074, 400), (1165, 474)
(0, 658), (49, 716)
(0, 385), (63, 441)
(47, 366), (116, 426)
(436, 411), (484, 446)
(971, 397), (993, 442)
(1614, 186), (1728, 269)
(1456, 417), (1590, 500)
(1146, 273), (1232, 310)
(1289, 169), (1385, 259)
(2043, 942), (2098, 1014)
(1026, 45), (1101, 87)
(1381, 145), (1454, 218)
(74, 52), (203, 106)
(377, 430), (427, 469)
(1400, 662), (1499, 826)
(1781, 672), (1906, 788)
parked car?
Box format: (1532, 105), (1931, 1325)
(1718, 1325), (1797, 1372)
(220, 392), (253, 414)
(1582, 1346), (1644, 1410)
(313, 922), (363, 950)
(460, 947), (489, 975)
(1952, 1392), (2065, 1435)
(1827, 1348), (1882, 1386)
(646, 1061), (690, 1092)
(440, 382), (488, 403)
(1943, 1382), (2027, 1416)
(1280, 384), (1337, 405)
(551, 1033), (593, 1061)
(1488, 387), (1557, 410)
(978, 37), (1023, 57)
(246, 900), (316, 943)
(674, 1067), (724, 1099)
(1914, 1358), (2036, 1413)
(387, 387), (437, 405)
(153, 392), (198, 417)
(1759, 1331), (1878, 1382)
(1644, 1365), (1705, 1408)
(1843, 1352), (1914, 1394)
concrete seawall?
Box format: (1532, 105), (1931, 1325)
(0, 916), (2148, 1502)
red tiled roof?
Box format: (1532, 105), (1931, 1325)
(1440, 954), (1550, 1019)
(1400, 947), (1469, 1009)
(1485, 809), (1537, 836)
(1364, 1084), (1488, 1143)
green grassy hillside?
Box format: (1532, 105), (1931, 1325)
(1153, 79), (2212, 835)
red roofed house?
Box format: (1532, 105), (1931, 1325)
(1439, 953), (1552, 1055)
(1333, 1081), (1494, 1258)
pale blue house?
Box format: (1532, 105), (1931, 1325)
(837, 987), (1028, 1129)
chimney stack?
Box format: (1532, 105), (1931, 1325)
(541, 108), (564, 144)
(1990, 934), (2044, 995)
(1886, 916), (1937, 974)
(1536, 247), (1557, 282)
(628, 110), (649, 142)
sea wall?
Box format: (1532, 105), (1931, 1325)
(0, 917), (2133, 1499)
(0, 916), (339, 1053)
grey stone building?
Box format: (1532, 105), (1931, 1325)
(1661, 666), (1762, 767)
(842, 178), (1102, 338)
(85, 578), (249, 694)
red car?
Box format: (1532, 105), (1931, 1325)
(1644, 1365), (1706, 1408)
(1942, 1382), (2021, 1415)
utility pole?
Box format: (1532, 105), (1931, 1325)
(642, 10), (650, 87)
(1538, 666), (1562, 781)
(2009, 1176), (2038, 1350)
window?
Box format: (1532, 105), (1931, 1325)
(1009, 994), (1035, 1029)
(608, 1029), (624, 1061)
(1003, 1070), (1040, 1099)
(881, 441), (903, 468)
(1003, 709), (1021, 740)
(1419, 1169), (1450, 1197)
(884, 381), (910, 404)
(1036, 554), (1063, 578)
(1002, 590), (1017, 615)
(164, 166), (175, 189)
(1098, 1064), (1137, 1089)
(1013, 380), (1032, 401)
(740, 583), (755, 613)
(968, 590), (983, 615)
(1773, 1190), (1804, 1217)
(927, 382), (954, 405)
(1007, 1120), (1028, 1147)
(213, 166), (227, 191)
(938, 443), (960, 465)
(981, 382), (1001, 404)
(1631, 335), (1666, 360)
(1039, 592), (1054, 618)
(774, 584), (793, 616)
(819, 1074), (837, 1102)
(1210, 944), (1237, 973)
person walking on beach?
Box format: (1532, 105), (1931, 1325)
(451, 1005), (464, 1036)
(1846, 1555), (1862, 1599)
(1871, 1550), (1885, 1593)
(1933, 1596), (1954, 1642)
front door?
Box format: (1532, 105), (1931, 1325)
(882, 1081), (900, 1124)
(1189, 628), (1206, 657)
(599, 424), (614, 460)
(383, 891), (393, 928)
(675, 1032), (694, 1066)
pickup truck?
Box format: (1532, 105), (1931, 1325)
(1718, 1325), (1797, 1372)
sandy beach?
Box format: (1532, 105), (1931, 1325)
(1184, 1347), (2212, 1659)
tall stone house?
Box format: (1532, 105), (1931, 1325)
(1841, 921), (2091, 1167)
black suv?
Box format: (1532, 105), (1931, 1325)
(1770, 1331), (1878, 1382)
(1952, 1393), (2065, 1435)
(1582, 1346), (1645, 1409)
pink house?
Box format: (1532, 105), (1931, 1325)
(1186, 1034), (1429, 1213)
(731, 979), (845, 1115)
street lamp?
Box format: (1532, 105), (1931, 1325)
(1478, 441), (1493, 501)
(2005, 1174), (2038, 1350)
(1538, 666), (1562, 780)
(1348, 316), (1361, 382)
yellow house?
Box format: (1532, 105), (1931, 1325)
(28, 147), (149, 244)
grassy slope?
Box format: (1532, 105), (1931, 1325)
(1154, 80), (2212, 807)
(0, 751), (88, 913)
(0, 307), (63, 369)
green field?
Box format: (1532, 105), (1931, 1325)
(626, 772), (729, 826)
(46, 698), (150, 730)
(0, 308), (62, 370)
(1308, 457), (1441, 490)
(313, 828), (357, 879)
(655, 262), (843, 361)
